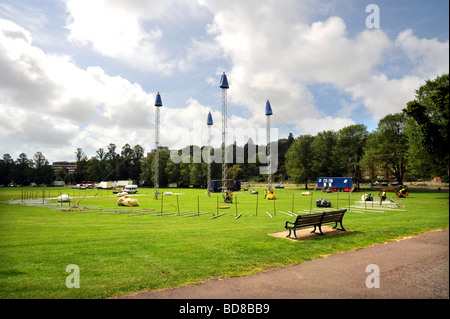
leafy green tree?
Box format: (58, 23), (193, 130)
(310, 130), (339, 177)
(139, 152), (154, 186)
(118, 144), (133, 180)
(334, 124), (368, 187)
(228, 164), (247, 181)
(105, 143), (120, 181)
(178, 161), (192, 187)
(190, 162), (205, 187)
(362, 113), (408, 184)
(130, 144), (144, 182)
(0, 154), (14, 185)
(156, 151), (170, 187)
(285, 135), (315, 188)
(275, 133), (295, 180)
(54, 168), (68, 183)
(87, 157), (103, 182)
(33, 152), (54, 185)
(93, 148), (108, 181)
(165, 159), (180, 185)
(13, 153), (33, 185)
(73, 148), (88, 183)
(404, 73), (449, 181)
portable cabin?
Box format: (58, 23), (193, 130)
(317, 177), (353, 192)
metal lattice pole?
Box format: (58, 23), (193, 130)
(219, 72), (229, 202)
(207, 112), (213, 196)
(267, 114), (272, 191)
(207, 126), (211, 195)
(154, 92), (162, 200)
(265, 99), (273, 192)
(222, 88), (227, 198)
(154, 106), (160, 199)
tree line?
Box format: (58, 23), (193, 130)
(1, 74), (447, 187)
(286, 73), (448, 187)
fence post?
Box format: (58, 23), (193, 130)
(256, 193), (258, 216)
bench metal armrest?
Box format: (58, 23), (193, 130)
(285, 221), (295, 227)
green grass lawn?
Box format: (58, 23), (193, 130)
(0, 186), (448, 299)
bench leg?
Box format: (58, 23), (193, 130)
(332, 221), (346, 231)
(311, 225), (324, 235)
(286, 228), (299, 240)
(317, 224), (324, 235)
(286, 228), (292, 238)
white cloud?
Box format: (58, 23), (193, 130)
(63, 0), (211, 74)
(0, 18), (156, 162)
(344, 31), (449, 121)
(197, 1), (448, 130)
(395, 29), (449, 78)
(345, 74), (424, 121)
(297, 116), (355, 135)
(1, 1), (448, 163)
(196, 2), (389, 134)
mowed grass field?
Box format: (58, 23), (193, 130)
(0, 186), (448, 299)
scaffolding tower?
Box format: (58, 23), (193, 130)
(207, 111), (213, 196)
(219, 72), (229, 201)
(265, 100), (273, 191)
(154, 92), (162, 199)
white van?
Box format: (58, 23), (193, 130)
(123, 185), (138, 194)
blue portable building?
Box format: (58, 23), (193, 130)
(317, 177), (353, 191)
(210, 180), (241, 192)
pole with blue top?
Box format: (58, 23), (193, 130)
(265, 100), (273, 191)
(219, 72), (229, 202)
(207, 111), (213, 196)
(154, 92), (162, 200)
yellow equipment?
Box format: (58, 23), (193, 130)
(266, 193), (276, 200)
(382, 185), (409, 198)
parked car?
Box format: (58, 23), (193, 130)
(123, 185), (138, 194)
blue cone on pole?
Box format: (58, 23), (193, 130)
(207, 111), (213, 125)
(265, 99), (273, 116)
(219, 72), (229, 89)
(155, 92), (163, 107)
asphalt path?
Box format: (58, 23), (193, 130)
(119, 228), (448, 299)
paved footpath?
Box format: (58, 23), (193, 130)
(120, 229), (448, 299)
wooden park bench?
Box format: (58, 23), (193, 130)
(285, 209), (347, 240)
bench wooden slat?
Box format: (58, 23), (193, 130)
(284, 209), (347, 240)
(321, 209), (346, 223)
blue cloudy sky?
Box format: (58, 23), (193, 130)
(0, 0), (448, 163)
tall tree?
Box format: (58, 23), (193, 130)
(73, 148), (88, 183)
(105, 143), (119, 181)
(33, 152), (53, 184)
(362, 113), (408, 184)
(13, 153), (33, 185)
(311, 130), (339, 177)
(0, 154), (14, 185)
(276, 133), (295, 182)
(139, 152), (154, 187)
(130, 144), (144, 182)
(119, 143), (134, 180)
(165, 158), (180, 186)
(333, 124), (368, 187)
(95, 148), (108, 180)
(285, 135), (315, 188)
(404, 73), (449, 181)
